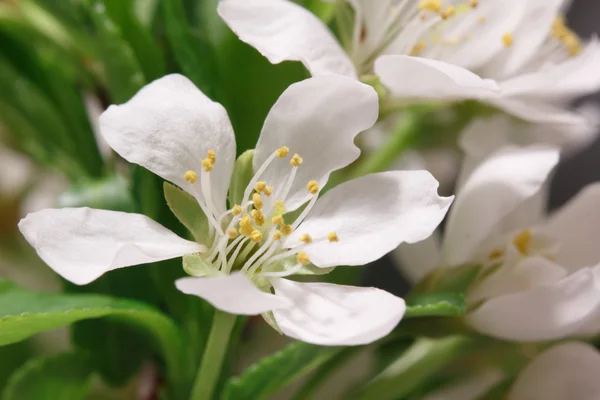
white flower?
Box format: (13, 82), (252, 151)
(423, 342), (600, 400)
(19, 74), (453, 345)
(218, 0), (600, 124)
(397, 144), (600, 341)
(506, 342), (600, 400)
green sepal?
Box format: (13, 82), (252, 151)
(229, 150), (254, 207)
(404, 293), (465, 318)
(260, 311), (282, 334)
(164, 181), (209, 242)
(183, 254), (219, 277)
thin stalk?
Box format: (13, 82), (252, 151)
(190, 310), (236, 400)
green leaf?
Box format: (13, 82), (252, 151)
(163, 0), (218, 98)
(2, 353), (93, 400)
(228, 150), (254, 206)
(84, 0), (145, 103)
(223, 342), (340, 400)
(57, 174), (135, 212)
(412, 263), (483, 295)
(404, 293), (465, 318)
(0, 280), (184, 384)
(165, 182), (208, 242)
(101, 0), (165, 81)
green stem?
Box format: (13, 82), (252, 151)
(354, 336), (472, 400)
(190, 310), (236, 400)
(349, 107), (432, 180)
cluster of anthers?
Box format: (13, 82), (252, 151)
(487, 228), (558, 264)
(183, 146), (339, 280)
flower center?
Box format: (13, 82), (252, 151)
(183, 146), (340, 281)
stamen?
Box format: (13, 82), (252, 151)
(513, 229), (532, 255)
(227, 228), (238, 239)
(299, 233), (312, 244)
(251, 209), (266, 226)
(502, 33), (514, 47)
(255, 181), (267, 193)
(258, 262), (305, 278)
(276, 146), (290, 158)
(488, 249), (503, 260)
(328, 232), (339, 242)
(469, 0), (478, 7)
(273, 230), (283, 240)
(250, 230), (263, 243)
(297, 252), (310, 265)
(272, 215), (284, 225)
(440, 6), (455, 20)
(232, 205), (242, 216)
(290, 154), (303, 167)
(184, 170), (197, 183)
(307, 180), (319, 194)
(264, 186), (274, 197)
(207, 149), (216, 163)
(410, 41), (426, 56)
(202, 158), (214, 172)
(418, 0), (441, 12)
(252, 193), (263, 210)
(274, 201), (286, 215)
(239, 214), (254, 236)
(281, 225), (293, 236)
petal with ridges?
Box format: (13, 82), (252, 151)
(19, 208), (204, 285)
(285, 171), (452, 268)
(99, 74), (236, 214)
(272, 279), (405, 345)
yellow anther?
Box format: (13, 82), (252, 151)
(469, 0), (478, 7)
(264, 185), (274, 197)
(552, 17), (582, 56)
(418, 0), (441, 12)
(227, 228), (239, 239)
(299, 233), (312, 244)
(328, 231), (339, 243)
(281, 224), (293, 236)
(272, 215), (284, 225)
(502, 33), (513, 47)
(440, 6), (455, 19)
(488, 249), (503, 260)
(255, 181), (267, 192)
(307, 180), (319, 194)
(297, 251), (310, 265)
(252, 193), (263, 210)
(276, 146), (290, 158)
(250, 230), (263, 243)
(202, 158), (214, 172)
(232, 205), (242, 216)
(239, 214), (254, 236)
(274, 200), (286, 215)
(184, 170), (197, 183)
(207, 149), (216, 163)
(251, 209), (266, 226)
(273, 230), (283, 241)
(290, 154), (303, 167)
(477, 16), (487, 23)
(513, 229), (532, 255)
(410, 42), (426, 56)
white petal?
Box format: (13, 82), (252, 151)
(424, 369), (504, 400)
(99, 74), (236, 214)
(271, 279), (405, 345)
(254, 75), (378, 211)
(442, 146), (559, 266)
(467, 264), (600, 341)
(393, 233), (442, 284)
(508, 342), (600, 400)
(175, 272), (292, 315)
(487, 97), (589, 125)
(480, 0), (563, 78)
(285, 171), (452, 268)
(544, 183), (600, 272)
(499, 39), (600, 100)
(18, 208), (204, 285)
(218, 0), (356, 78)
(375, 55), (499, 101)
